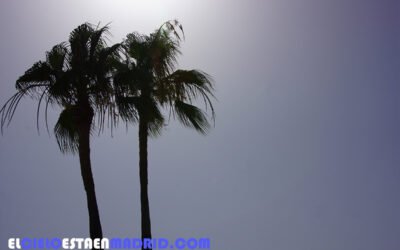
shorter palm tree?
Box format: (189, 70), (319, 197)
(114, 20), (215, 250)
(1, 23), (120, 244)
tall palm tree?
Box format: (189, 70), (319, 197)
(114, 20), (215, 250)
(0, 23), (120, 242)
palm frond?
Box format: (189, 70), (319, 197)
(145, 100), (164, 137)
(16, 62), (52, 93)
(125, 32), (148, 64)
(69, 23), (94, 69)
(150, 26), (181, 77)
(157, 19), (185, 41)
(115, 96), (140, 123)
(0, 92), (24, 133)
(46, 43), (68, 72)
(161, 69), (215, 123)
(1, 81), (53, 133)
(173, 100), (210, 134)
(54, 106), (79, 154)
(89, 24), (110, 62)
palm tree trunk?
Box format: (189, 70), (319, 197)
(78, 107), (103, 247)
(139, 112), (152, 250)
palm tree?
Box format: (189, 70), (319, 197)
(0, 23), (120, 243)
(114, 20), (215, 250)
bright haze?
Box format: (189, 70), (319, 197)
(0, 0), (399, 249)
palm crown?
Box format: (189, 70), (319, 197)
(1, 23), (120, 152)
(114, 20), (215, 134)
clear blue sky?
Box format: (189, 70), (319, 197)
(0, 0), (399, 249)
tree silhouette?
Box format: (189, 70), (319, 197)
(114, 20), (215, 250)
(0, 23), (120, 245)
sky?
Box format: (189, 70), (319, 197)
(0, 0), (399, 249)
